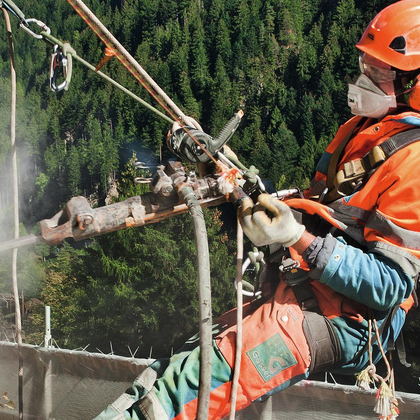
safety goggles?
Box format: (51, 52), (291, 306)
(359, 55), (397, 84)
(359, 54), (416, 84)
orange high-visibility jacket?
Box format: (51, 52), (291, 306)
(285, 111), (420, 371)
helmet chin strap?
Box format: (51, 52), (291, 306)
(395, 73), (420, 108)
(394, 77), (405, 97)
(393, 78), (407, 108)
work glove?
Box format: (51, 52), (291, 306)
(239, 194), (305, 247)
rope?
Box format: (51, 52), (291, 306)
(67, 0), (186, 123)
(2, 7), (24, 419)
(41, 32), (174, 124)
(364, 310), (392, 384)
(11, 1), (220, 166)
(229, 216), (244, 419)
(355, 309), (399, 418)
(66, 0), (220, 167)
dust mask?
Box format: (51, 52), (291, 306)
(347, 74), (397, 119)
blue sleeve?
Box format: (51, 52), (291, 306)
(305, 236), (414, 311)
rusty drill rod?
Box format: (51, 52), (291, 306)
(0, 194), (226, 254)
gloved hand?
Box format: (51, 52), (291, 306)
(238, 194), (305, 247)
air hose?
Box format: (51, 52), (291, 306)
(177, 184), (212, 420)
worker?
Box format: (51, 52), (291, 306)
(94, 1), (420, 419)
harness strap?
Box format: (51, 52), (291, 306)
(349, 307), (396, 366)
(395, 332), (411, 368)
(333, 128), (420, 198)
(324, 117), (367, 202)
(303, 310), (342, 373)
(348, 305), (411, 368)
(283, 264), (411, 370)
(386, 310), (412, 368)
(282, 263), (342, 371)
(286, 274), (320, 313)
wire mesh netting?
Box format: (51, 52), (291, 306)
(1, 341), (419, 419)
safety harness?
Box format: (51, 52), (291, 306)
(270, 126), (420, 373)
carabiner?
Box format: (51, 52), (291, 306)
(237, 252), (265, 298)
(19, 18), (50, 40)
(49, 44), (73, 92)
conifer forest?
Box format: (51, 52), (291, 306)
(0, 0), (419, 392)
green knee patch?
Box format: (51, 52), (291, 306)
(246, 333), (297, 382)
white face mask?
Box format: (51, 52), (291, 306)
(347, 74), (397, 119)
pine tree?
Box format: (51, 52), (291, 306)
(189, 10), (211, 97)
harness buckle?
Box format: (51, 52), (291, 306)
(334, 145), (386, 197)
(335, 159), (365, 197)
(368, 145), (386, 168)
(279, 257), (300, 273)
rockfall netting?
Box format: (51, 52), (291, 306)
(1, 341), (419, 419)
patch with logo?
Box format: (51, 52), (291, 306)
(246, 333), (297, 383)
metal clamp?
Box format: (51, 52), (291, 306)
(20, 18), (50, 39)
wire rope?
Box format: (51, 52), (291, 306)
(41, 32), (174, 124)
(229, 216), (244, 419)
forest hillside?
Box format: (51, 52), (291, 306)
(0, 0), (419, 392)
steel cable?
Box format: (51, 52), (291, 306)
(40, 32), (174, 124)
(229, 216), (244, 419)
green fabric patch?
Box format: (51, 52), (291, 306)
(246, 333), (298, 382)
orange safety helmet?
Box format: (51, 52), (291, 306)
(356, 0), (420, 72)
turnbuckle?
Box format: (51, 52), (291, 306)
(49, 44), (73, 92)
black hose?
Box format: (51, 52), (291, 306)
(2, 0), (26, 22)
(178, 185), (212, 420)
